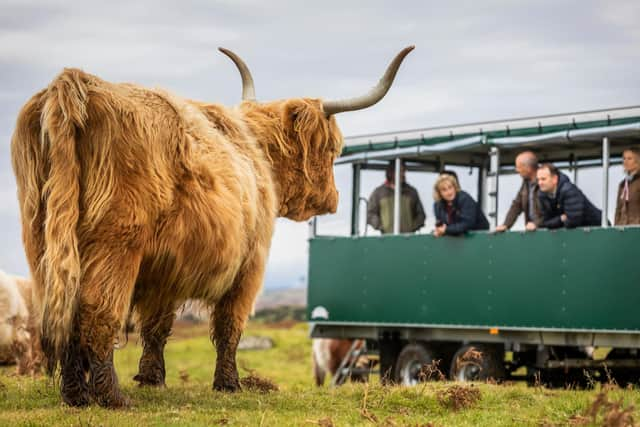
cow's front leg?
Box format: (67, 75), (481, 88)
(133, 309), (175, 387)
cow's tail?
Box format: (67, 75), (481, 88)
(39, 69), (88, 374)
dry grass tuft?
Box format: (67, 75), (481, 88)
(586, 389), (636, 427)
(436, 384), (482, 411)
(360, 408), (378, 423)
(419, 359), (446, 382)
(453, 347), (483, 374)
(568, 387), (637, 427)
(240, 373), (279, 393)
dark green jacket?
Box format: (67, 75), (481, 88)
(367, 183), (425, 234)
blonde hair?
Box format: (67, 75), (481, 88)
(433, 174), (460, 202)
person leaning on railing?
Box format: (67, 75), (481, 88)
(366, 160), (426, 234)
(495, 151), (543, 232)
(615, 147), (640, 226)
(536, 163), (602, 229)
(432, 173), (489, 237)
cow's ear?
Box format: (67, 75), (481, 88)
(281, 100), (305, 132)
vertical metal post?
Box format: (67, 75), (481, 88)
(573, 155), (579, 186)
(351, 163), (362, 236)
(488, 146), (500, 230)
(309, 217), (317, 238)
(477, 165), (485, 211)
(602, 137), (610, 227)
(393, 157), (402, 234)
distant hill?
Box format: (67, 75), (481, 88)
(175, 286), (306, 323)
(254, 286), (306, 311)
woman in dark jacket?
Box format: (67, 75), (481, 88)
(432, 173), (489, 237)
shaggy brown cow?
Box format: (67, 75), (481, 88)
(11, 46), (413, 407)
(0, 270), (42, 374)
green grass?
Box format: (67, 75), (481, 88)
(1, 323), (640, 426)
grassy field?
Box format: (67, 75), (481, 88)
(1, 322), (639, 426)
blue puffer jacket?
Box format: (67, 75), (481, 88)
(538, 172), (602, 228)
(433, 190), (490, 235)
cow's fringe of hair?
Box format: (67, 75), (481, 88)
(243, 98), (336, 183)
(37, 69), (88, 374)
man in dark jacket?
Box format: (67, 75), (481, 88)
(496, 151), (542, 232)
(367, 161), (426, 234)
(536, 163), (602, 229)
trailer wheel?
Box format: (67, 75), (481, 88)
(606, 349), (640, 388)
(450, 344), (505, 382)
(394, 343), (436, 386)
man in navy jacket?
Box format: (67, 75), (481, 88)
(536, 163), (602, 229)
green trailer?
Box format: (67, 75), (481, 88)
(307, 106), (640, 386)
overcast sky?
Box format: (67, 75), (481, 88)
(0, 0), (639, 289)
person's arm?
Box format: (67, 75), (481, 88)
(537, 192), (562, 229)
(445, 194), (478, 235)
(540, 199), (563, 229)
(531, 188), (544, 227)
(366, 188), (382, 230)
(500, 182), (525, 230)
(561, 185), (586, 228)
(614, 183), (623, 225)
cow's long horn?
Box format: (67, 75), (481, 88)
(322, 45), (415, 116)
(218, 47), (256, 101)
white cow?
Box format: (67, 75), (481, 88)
(0, 270), (40, 374)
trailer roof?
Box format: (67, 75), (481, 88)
(338, 105), (640, 166)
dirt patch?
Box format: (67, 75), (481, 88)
(436, 384), (482, 411)
(315, 417), (334, 427)
(240, 373), (279, 393)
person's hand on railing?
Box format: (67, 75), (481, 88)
(433, 223), (447, 238)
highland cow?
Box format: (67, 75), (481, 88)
(11, 46), (413, 407)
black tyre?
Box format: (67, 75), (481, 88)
(394, 343), (436, 386)
(450, 344), (505, 382)
(606, 348), (640, 388)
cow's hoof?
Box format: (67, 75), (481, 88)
(133, 373), (166, 387)
(95, 392), (131, 409)
(213, 379), (241, 393)
(61, 391), (91, 408)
